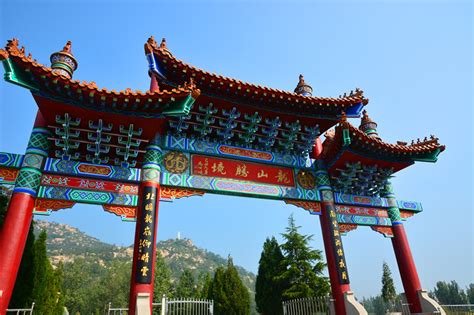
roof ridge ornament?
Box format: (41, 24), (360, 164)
(294, 74), (313, 96)
(410, 135), (440, 147)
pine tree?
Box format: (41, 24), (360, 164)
(209, 266), (227, 312)
(198, 273), (213, 299)
(278, 214), (330, 299)
(153, 251), (173, 298)
(175, 269), (196, 297)
(53, 262), (66, 315)
(209, 257), (251, 315)
(381, 262), (397, 306)
(256, 237), (285, 315)
(32, 230), (64, 314)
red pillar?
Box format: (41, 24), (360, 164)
(0, 112), (50, 312)
(0, 194), (36, 311)
(391, 223), (422, 313)
(129, 144), (163, 314)
(316, 170), (351, 315)
(383, 181), (423, 314)
(320, 201), (351, 315)
(129, 182), (161, 314)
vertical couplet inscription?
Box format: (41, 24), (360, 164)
(135, 186), (157, 284)
(325, 204), (350, 284)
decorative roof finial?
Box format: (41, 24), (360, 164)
(160, 38), (167, 49)
(50, 40), (78, 79)
(294, 74), (313, 96)
(359, 110), (380, 139)
(62, 41), (72, 53)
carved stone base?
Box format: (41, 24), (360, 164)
(344, 291), (368, 315)
(418, 289), (446, 314)
(327, 297), (336, 315)
(135, 292), (151, 315)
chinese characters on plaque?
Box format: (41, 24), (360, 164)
(325, 204), (350, 284)
(191, 155), (295, 187)
(135, 186), (157, 284)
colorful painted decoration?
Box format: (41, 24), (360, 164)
(371, 226), (394, 238)
(163, 151), (189, 174)
(33, 199), (75, 215)
(338, 223), (358, 234)
(296, 170), (316, 190)
(160, 186), (204, 200)
(0, 168), (19, 184)
(102, 205), (137, 221)
(40, 174), (139, 194)
(284, 200), (321, 215)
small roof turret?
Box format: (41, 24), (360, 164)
(359, 110), (380, 140)
(50, 41), (78, 79)
(294, 74), (313, 96)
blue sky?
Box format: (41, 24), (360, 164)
(1, 0), (472, 298)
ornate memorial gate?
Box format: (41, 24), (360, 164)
(0, 37), (445, 315)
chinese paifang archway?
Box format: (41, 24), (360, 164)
(0, 37), (446, 315)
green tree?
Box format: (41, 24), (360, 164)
(209, 257), (251, 315)
(63, 258), (107, 314)
(99, 261), (131, 310)
(381, 262), (397, 307)
(432, 281), (468, 305)
(466, 284), (474, 304)
(52, 262), (66, 315)
(32, 230), (64, 314)
(255, 237), (285, 315)
(154, 251), (173, 298)
(175, 269), (197, 297)
(198, 272), (213, 299)
(278, 214), (330, 299)
(362, 295), (391, 315)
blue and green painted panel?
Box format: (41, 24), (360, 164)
(161, 172), (319, 201)
(163, 135), (310, 169)
(337, 214), (392, 226)
(37, 186), (138, 206)
(0, 152), (24, 168)
(159, 148), (320, 201)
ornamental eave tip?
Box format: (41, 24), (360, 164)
(0, 49), (9, 60)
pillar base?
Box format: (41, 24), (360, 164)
(417, 289), (445, 315)
(135, 293), (151, 315)
(327, 298), (336, 315)
(344, 291), (368, 315)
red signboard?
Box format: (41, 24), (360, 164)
(40, 174), (139, 194)
(191, 155), (295, 187)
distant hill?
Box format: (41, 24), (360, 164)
(33, 220), (256, 295)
